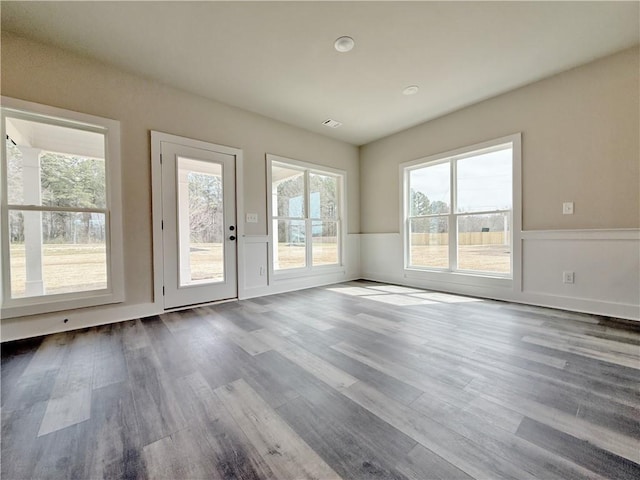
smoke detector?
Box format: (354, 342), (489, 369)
(322, 119), (343, 128)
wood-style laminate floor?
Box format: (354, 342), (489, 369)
(2, 280), (640, 479)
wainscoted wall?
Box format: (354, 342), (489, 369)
(361, 230), (640, 320)
(2, 230), (635, 342)
(240, 234), (361, 299)
(241, 236), (271, 291)
(521, 230), (639, 319)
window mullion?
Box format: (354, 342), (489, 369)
(449, 159), (457, 271)
(304, 170), (312, 270)
(337, 218), (342, 267)
(7, 205), (109, 214)
(404, 170), (410, 269)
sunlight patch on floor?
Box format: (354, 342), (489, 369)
(366, 285), (425, 294)
(364, 294), (435, 306)
(408, 292), (483, 303)
(326, 286), (380, 297)
(327, 284), (483, 306)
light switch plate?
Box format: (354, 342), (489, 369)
(562, 202), (574, 215)
(246, 213), (258, 223)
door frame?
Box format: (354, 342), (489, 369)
(150, 131), (245, 310)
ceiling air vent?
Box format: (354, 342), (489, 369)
(322, 119), (342, 128)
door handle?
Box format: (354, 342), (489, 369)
(229, 235), (236, 241)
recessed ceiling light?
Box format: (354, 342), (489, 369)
(334, 36), (355, 53)
(402, 85), (420, 96)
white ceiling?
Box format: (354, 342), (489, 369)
(2, 1), (638, 146)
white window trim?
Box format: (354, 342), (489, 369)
(0, 97), (124, 318)
(266, 153), (346, 281)
(400, 133), (522, 290)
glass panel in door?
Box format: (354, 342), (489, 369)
(160, 139), (237, 310)
(176, 157), (224, 286)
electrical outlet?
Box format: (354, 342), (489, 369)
(563, 271), (575, 284)
(563, 202), (574, 215)
(246, 213), (258, 223)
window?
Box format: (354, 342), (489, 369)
(267, 154), (344, 276)
(1, 97), (123, 317)
(404, 135), (519, 278)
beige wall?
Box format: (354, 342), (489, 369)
(359, 47), (639, 233)
(0, 32), (360, 309)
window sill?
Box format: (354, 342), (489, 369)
(404, 268), (513, 289)
(1, 290), (124, 319)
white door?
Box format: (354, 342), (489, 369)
(161, 141), (237, 309)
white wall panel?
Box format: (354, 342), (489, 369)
(521, 230), (639, 307)
(361, 230), (639, 320)
(242, 236), (269, 291)
(359, 233), (404, 284)
(239, 234), (360, 299)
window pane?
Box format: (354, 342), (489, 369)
(6, 117), (106, 208)
(40, 153), (106, 209)
(272, 163), (305, 218)
(273, 219), (306, 270)
(456, 147), (512, 213)
(9, 210), (107, 298)
(177, 157), (224, 286)
(6, 143), (24, 204)
(457, 213), (511, 274)
(310, 173), (338, 219)
(409, 162), (450, 216)
(312, 221), (338, 266)
(409, 217), (449, 268)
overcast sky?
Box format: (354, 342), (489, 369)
(410, 148), (512, 213)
